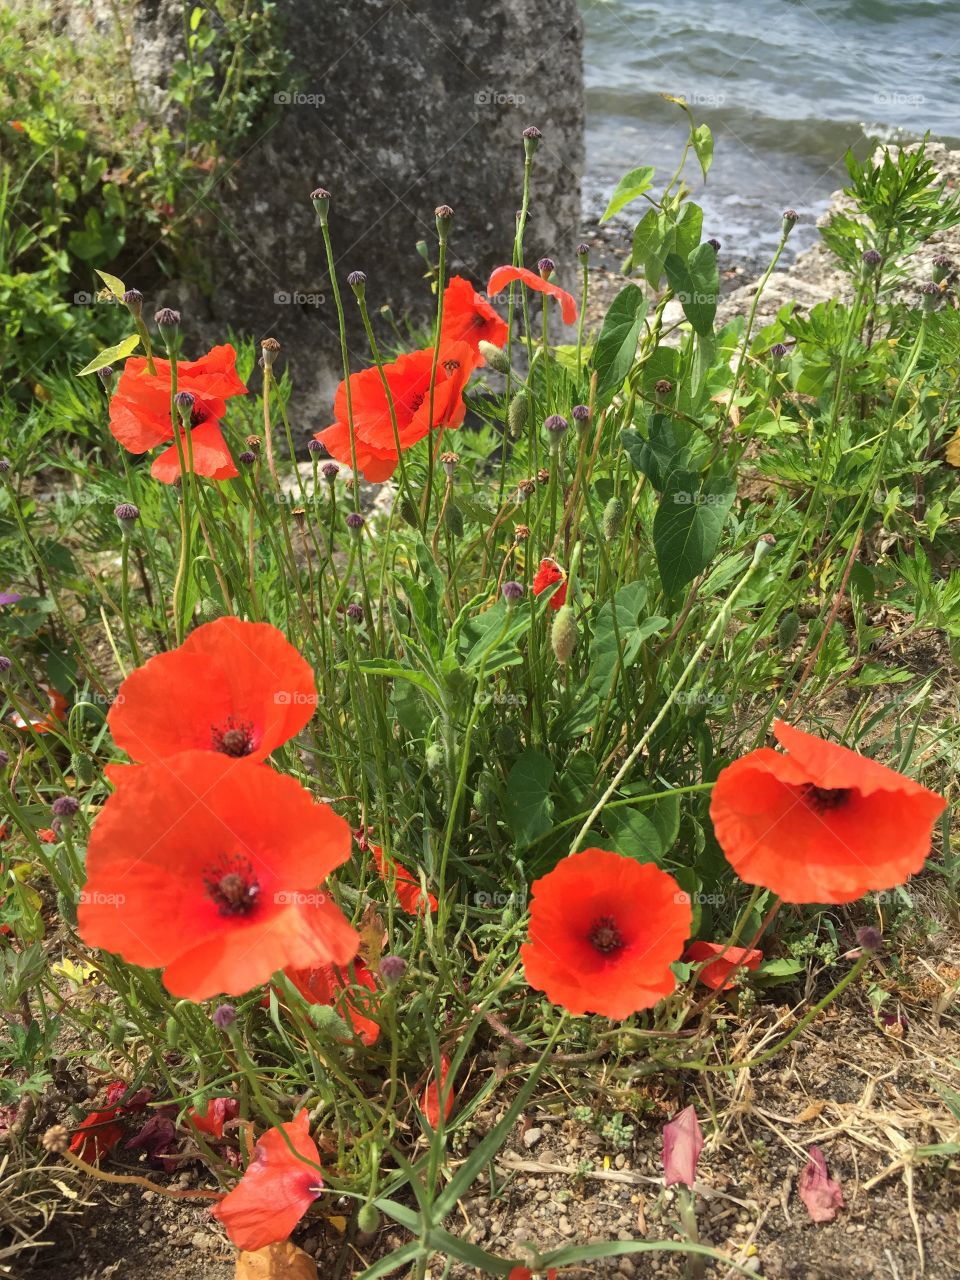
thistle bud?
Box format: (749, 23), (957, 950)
(508, 391), (529, 438)
(478, 339), (510, 373)
(572, 403), (590, 434)
(154, 308), (180, 350)
(522, 124), (542, 159)
(122, 288), (143, 319)
(602, 496), (625, 540)
(502, 580), (525, 606)
(781, 209), (799, 238)
(932, 253), (952, 283)
(577, 242), (590, 263)
(307, 438), (325, 456)
(707, 237), (721, 252)
(321, 461), (339, 483)
(380, 954), (406, 984)
(114, 502), (140, 534)
(345, 512), (365, 537)
(537, 256), (556, 279)
(260, 337), (281, 370)
(769, 342), (788, 362)
(212, 1004), (237, 1030)
(543, 414), (569, 449)
(862, 249), (883, 272)
(52, 795), (79, 825)
(310, 187), (331, 225)
(347, 270), (367, 298)
(920, 280), (940, 312)
(551, 603), (578, 664)
(346, 602), (364, 623)
(237, 450), (257, 465)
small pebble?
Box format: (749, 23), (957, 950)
(523, 1127), (543, 1148)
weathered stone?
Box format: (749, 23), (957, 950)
(65, 0), (584, 431)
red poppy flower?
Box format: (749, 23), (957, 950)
(421, 1053), (454, 1127)
(684, 941), (762, 991)
(315, 340), (476, 482)
(508, 1271), (558, 1280)
(709, 720), (947, 904)
(77, 752), (358, 999)
(37, 828), (57, 843)
(70, 1108), (125, 1162)
(109, 343), (246, 483)
(440, 276), (508, 358)
(276, 960), (380, 1046)
(371, 843), (437, 915)
(8, 684), (68, 734)
(212, 1109), (322, 1251)
(108, 617), (316, 766)
(188, 1096), (240, 1140)
(520, 848), (691, 1019)
(532, 558), (567, 610)
(487, 265), (578, 325)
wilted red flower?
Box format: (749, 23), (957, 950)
(487, 265), (578, 325)
(212, 1109), (322, 1250)
(276, 960), (380, 1046)
(8, 684), (68, 734)
(520, 849), (691, 1018)
(710, 720), (946, 904)
(108, 617), (316, 766)
(315, 340), (476, 482)
(37, 828), (57, 843)
(371, 843), (437, 915)
(684, 941), (762, 991)
(662, 1104), (703, 1188)
(109, 343), (246, 483)
(421, 1053), (454, 1127)
(70, 1108), (125, 1162)
(440, 276), (508, 358)
(508, 1271), (558, 1280)
(532, 558), (567, 610)
(77, 752), (358, 999)
(188, 1096), (240, 1140)
(798, 1145), (844, 1223)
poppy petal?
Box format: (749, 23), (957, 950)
(487, 265), (578, 325)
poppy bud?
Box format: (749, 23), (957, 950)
(932, 253), (952, 283)
(309, 1004), (351, 1038)
(478, 339), (510, 373)
(380, 954), (406, 984)
(577, 242), (590, 262)
(114, 502), (139, 533)
(444, 502), (463, 536)
(707, 237), (721, 252)
(345, 512), (364, 536)
(502, 580), (525, 606)
(321, 461), (339, 483)
(311, 187), (331, 225)
(781, 209), (799, 238)
(777, 610), (800, 649)
(602, 496), (625, 540)
(435, 204), (454, 245)
(166, 1016), (180, 1048)
(537, 256), (556, 279)
(752, 534), (775, 565)
(122, 288), (143, 318)
(508, 391), (529, 438)
(347, 270), (367, 298)
(425, 742), (444, 773)
(551, 603), (578, 664)
(197, 599), (224, 624)
(862, 249), (883, 271)
(307, 438), (326, 456)
(356, 1203), (380, 1234)
(212, 1004), (236, 1030)
(261, 337), (281, 370)
(346, 602), (364, 623)
(237, 450), (257, 465)
(856, 925), (883, 952)
(154, 308), (180, 349)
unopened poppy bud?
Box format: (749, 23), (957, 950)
(309, 1004), (351, 1037)
(345, 512), (365, 536)
(321, 461), (339, 483)
(543, 414), (569, 448)
(154, 308), (180, 348)
(707, 237), (721, 252)
(380, 954), (406, 984)
(770, 342), (788, 362)
(114, 502), (139, 533)
(356, 1203), (380, 1234)
(551, 603), (578, 664)
(435, 204), (454, 244)
(655, 378), (672, 398)
(508, 391), (529, 438)
(212, 1004), (236, 1030)
(52, 795), (79, 824)
(862, 249), (883, 271)
(778, 611), (800, 648)
(237, 450), (257, 465)
(440, 451), (459, 479)
(0, 655), (11, 678)
(415, 240), (431, 267)
(502, 580), (525, 606)
(514, 523), (530, 542)
(346, 602), (364, 623)
(537, 256), (555, 279)
(577, 242), (590, 262)
(781, 209), (799, 237)
(478, 339), (510, 373)
(920, 280), (940, 311)
(122, 288), (143, 318)
(347, 270), (367, 298)
(425, 742), (444, 773)
(932, 253), (952, 283)
(42, 1125), (69, 1155)
(602, 496), (625, 540)
(261, 337), (281, 370)
(856, 925), (883, 952)
(444, 501), (463, 536)
(310, 187), (331, 224)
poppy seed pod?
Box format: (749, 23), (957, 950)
(551, 603), (578, 664)
(440, 450), (459, 479)
(310, 187), (331, 224)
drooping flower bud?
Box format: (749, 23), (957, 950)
(551, 603), (578, 664)
(508, 391), (529, 438)
(662, 1105), (703, 1188)
(478, 340), (510, 373)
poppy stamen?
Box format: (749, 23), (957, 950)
(588, 915), (625, 956)
(204, 856), (260, 917)
(409, 391), (425, 412)
(211, 718), (257, 757)
(801, 784), (851, 811)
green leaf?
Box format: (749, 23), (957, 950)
(95, 269), (126, 300)
(352, 662), (444, 707)
(76, 332), (140, 377)
(592, 284), (648, 404)
(588, 582), (667, 696)
(621, 416), (711, 491)
(505, 749), (554, 846)
(600, 165), (655, 223)
(653, 471), (736, 595)
(692, 123), (714, 178)
(664, 243), (720, 336)
(601, 806), (664, 863)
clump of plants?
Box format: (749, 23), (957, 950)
(0, 113), (957, 1277)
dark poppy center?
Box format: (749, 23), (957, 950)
(442, 358), (461, 374)
(409, 391), (425, 412)
(211, 718), (256, 757)
(588, 915), (625, 956)
(204, 856), (260, 917)
(801, 784), (851, 811)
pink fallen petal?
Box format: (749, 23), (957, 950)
(662, 1104), (703, 1188)
(798, 1145), (844, 1223)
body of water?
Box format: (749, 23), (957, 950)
(581, 0), (960, 259)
